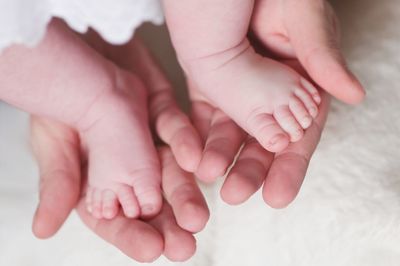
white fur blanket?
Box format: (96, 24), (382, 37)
(1, 0), (400, 265)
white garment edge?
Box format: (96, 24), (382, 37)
(0, 0), (164, 52)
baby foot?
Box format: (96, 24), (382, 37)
(185, 40), (321, 152)
(78, 69), (162, 219)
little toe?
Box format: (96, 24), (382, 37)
(294, 88), (319, 118)
(117, 185), (140, 218)
(273, 106), (304, 142)
(289, 96), (313, 129)
(86, 187), (94, 214)
(248, 113), (290, 152)
(91, 188), (104, 219)
(102, 190), (119, 219)
(300, 78), (321, 104)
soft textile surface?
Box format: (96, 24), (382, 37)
(1, 0), (400, 265)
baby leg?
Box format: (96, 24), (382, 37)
(163, 0), (320, 152)
(0, 20), (162, 219)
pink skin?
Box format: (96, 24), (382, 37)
(190, 0), (363, 208)
(29, 0), (362, 260)
(163, 0), (322, 155)
(31, 118), (208, 262)
(190, 61), (330, 205)
(30, 37), (209, 262)
(251, 0), (365, 105)
(81, 32), (205, 219)
(80, 31), (203, 173)
(0, 19), (169, 219)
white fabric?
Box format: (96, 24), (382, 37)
(0, 0), (164, 50)
(1, 0), (400, 265)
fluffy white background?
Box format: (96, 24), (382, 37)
(1, 0), (400, 265)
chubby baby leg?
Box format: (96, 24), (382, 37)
(0, 20), (161, 219)
(80, 70), (162, 219)
(163, 0), (320, 152)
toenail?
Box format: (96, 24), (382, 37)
(313, 94), (321, 103)
(309, 107), (318, 117)
(126, 209), (137, 217)
(93, 211), (102, 219)
(302, 117), (312, 127)
(104, 209), (113, 218)
(141, 205), (155, 214)
(269, 134), (286, 145)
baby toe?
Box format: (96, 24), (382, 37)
(117, 185), (140, 218)
(273, 106), (304, 142)
(247, 113), (290, 152)
(91, 188), (104, 219)
(300, 78), (321, 104)
(135, 185), (163, 219)
(86, 187), (94, 214)
(294, 88), (319, 118)
(127, 168), (162, 218)
(102, 190), (119, 219)
(289, 96), (313, 129)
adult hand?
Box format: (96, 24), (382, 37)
(82, 33), (204, 173)
(191, 63), (330, 208)
(30, 37), (209, 262)
(190, 0), (353, 208)
(251, 0), (365, 104)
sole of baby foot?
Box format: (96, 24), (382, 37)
(187, 44), (321, 154)
(132, 179), (163, 219)
(77, 69), (163, 220)
(246, 112), (290, 153)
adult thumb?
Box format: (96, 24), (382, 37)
(285, 0), (365, 104)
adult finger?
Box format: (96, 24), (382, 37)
(220, 137), (274, 205)
(30, 116), (81, 239)
(195, 109), (246, 183)
(190, 100), (214, 141)
(188, 79), (215, 141)
(159, 147), (209, 233)
(284, 0), (365, 104)
(76, 200), (164, 263)
(187, 80), (247, 182)
(262, 90), (331, 208)
(148, 200), (197, 262)
(126, 39), (203, 173)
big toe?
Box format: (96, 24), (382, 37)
(131, 176), (163, 218)
(247, 112), (290, 152)
(137, 190), (163, 218)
